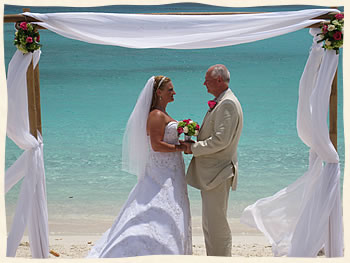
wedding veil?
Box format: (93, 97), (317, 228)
(122, 76), (155, 179)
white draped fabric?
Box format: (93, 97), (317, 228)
(25, 9), (336, 49)
(240, 28), (343, 257)
(5, 8), (343, 258)
(6, 50), (49, 258)
(122, 77), (154, 179)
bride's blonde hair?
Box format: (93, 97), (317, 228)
(150, 75), (171, 111)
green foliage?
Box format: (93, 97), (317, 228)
(178, 121), (186, 128)
(13, 22), (42, 54)
(186, 122), (197, 136)
(177, 120), (199, 136)
(317, 14), (344, 55)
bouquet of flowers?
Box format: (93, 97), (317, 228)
(14, 22), (42, 54)
(317, 13), (344, 54)
(177, 119), (200, 141)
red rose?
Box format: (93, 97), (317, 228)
(335, 14), (344, 20)
(20, 22), (27, 30)
(183, 119), (190, 124)
(196, 124), (200, 130)
(36, 34), (40, 42)
(26, 37), (33, 43)
(322, 25), (328, 33)
(333, 31), (342, 41)
(177, 127), (184, 134)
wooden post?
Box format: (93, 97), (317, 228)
(34, 63), (42, 135)
(26, 58), (38, 139)
(23, 7), (42, 139)
(329, 69), (338, 151)
(327, 68), (338, 258)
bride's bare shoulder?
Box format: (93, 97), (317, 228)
(147, 110), (167, 135)
(148, 109), (166, 120)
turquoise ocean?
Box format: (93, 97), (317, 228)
(4, 4), (344, 229)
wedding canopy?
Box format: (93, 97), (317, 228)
(5, 8), (343, 258)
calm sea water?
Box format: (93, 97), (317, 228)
(4, 4), (344, 222)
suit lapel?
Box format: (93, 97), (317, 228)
(199, 89), (233, 133)
(199, 110), (211, 133)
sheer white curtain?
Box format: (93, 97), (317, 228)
(6, 8), (342, 258)
(240, 28), (343, 257)
(25, 9), (336, 49)
(6, 50), (49, 258)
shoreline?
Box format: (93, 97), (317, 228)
(7, 216), (261, 236)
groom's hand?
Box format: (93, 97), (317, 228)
(183, 141), (193, 154)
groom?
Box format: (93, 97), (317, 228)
(184, 64), (243, 257)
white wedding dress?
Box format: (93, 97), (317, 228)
(87, 121), (192, 258)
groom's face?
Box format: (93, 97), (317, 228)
(204, 70), (218, 96)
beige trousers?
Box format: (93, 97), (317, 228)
(201, 177), (233, 257)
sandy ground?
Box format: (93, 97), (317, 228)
(16, 234), (274, 258)
(14, 217), (276, 258)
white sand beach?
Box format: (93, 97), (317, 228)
(14, 217), (275, 258)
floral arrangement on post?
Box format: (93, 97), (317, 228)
(317, 13), (344, 54)
(177, 119), (200, 141)
(14, 22), (41, 54)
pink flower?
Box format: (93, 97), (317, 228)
(208, 100), (217, 109)
(322, 25), (328, 33)
(335, 14), (344, 20)
(333, 31), (342, 41)
(26, 37), (33, 43)
(183, 119), (190, 124)
(177, 127), (184, 134)
(20, 22), (27, 30)
(195, 124), (200, 130)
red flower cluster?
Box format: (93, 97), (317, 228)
(177, 119), (200, 136)
(177, 127), (184, 133)
(318, 13), (344, 54)
(20, 22), (28, 30)
(322, 24), (328, 33)
(333, 31), (342, 41)
(14, 21), (42, 53)
(335, 13), (344, 20)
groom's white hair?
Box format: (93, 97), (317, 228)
(211, 65), (230, 84)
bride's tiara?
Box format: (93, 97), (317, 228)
(157, 76), (166, 90)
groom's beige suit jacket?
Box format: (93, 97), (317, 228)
(186, 88), (243, 191)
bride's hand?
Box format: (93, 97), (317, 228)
(176, 142), (187, 152)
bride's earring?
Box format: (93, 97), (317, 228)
(160, 96), (162, 101)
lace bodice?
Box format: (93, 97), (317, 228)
(154, 121), (179, 145)
(148, 121), (184, 171)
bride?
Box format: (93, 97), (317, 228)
(87, 76), (192, 258)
